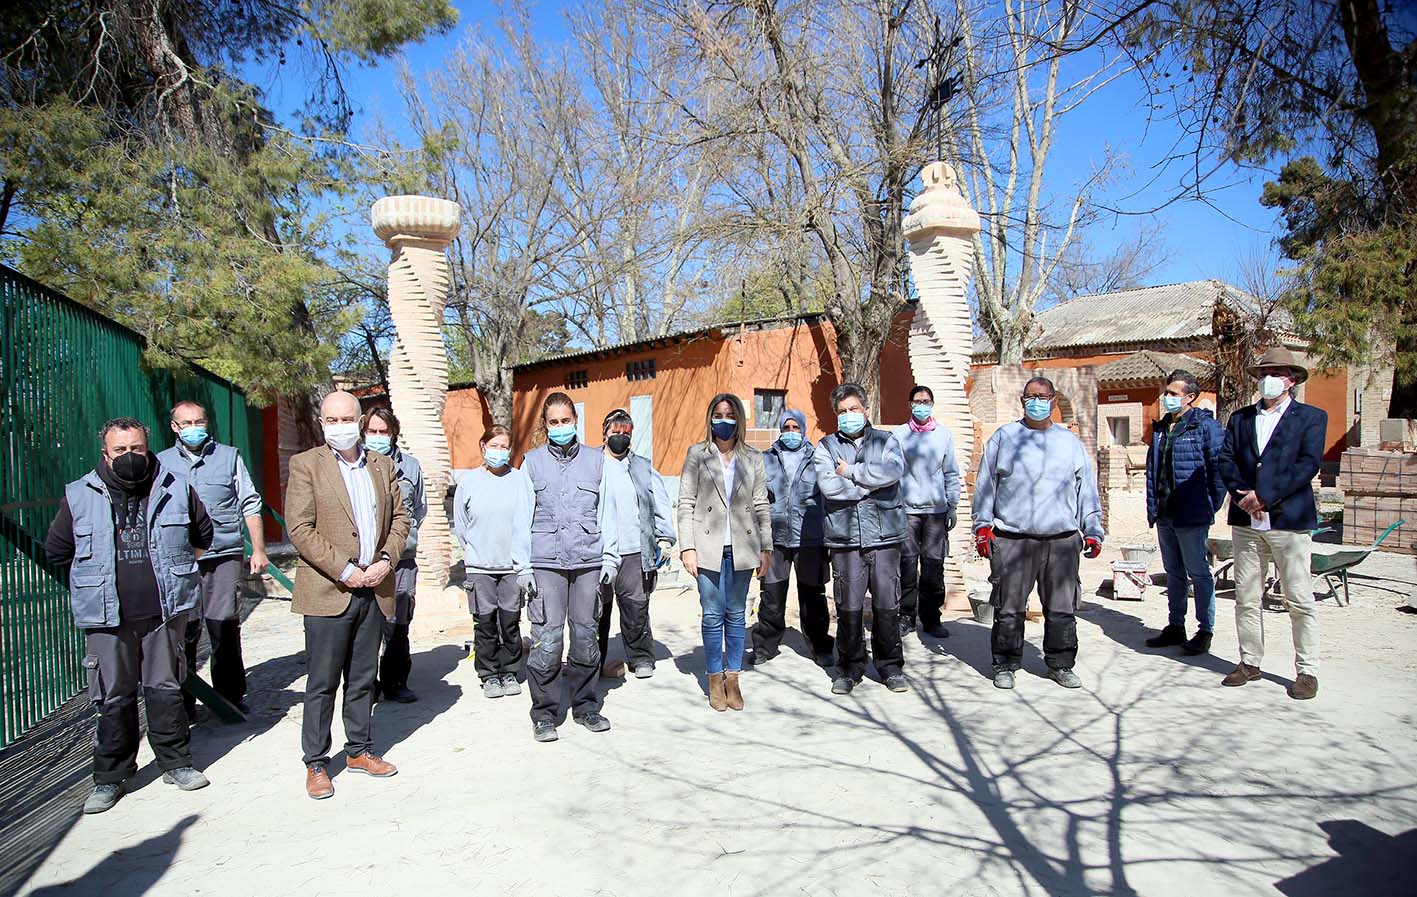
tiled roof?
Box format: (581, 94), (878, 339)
(1094, 350), (1216, 385)
(972, 280), (1294, 357)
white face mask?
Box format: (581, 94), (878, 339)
(1259, 375), (1287, 400)
(324, 422), (361, 451)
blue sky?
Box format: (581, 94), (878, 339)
(249, 0), (1284, 291)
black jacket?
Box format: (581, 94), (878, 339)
(1217, 399), (1327, 531)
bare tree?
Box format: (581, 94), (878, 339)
(1045, 219), (1172, 306)
(644, 0), (946, 403)
(942, 0), (1144, 363)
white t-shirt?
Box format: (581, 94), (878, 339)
(720, 452), (736, 547)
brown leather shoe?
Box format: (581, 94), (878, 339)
(1287, 673), (1319, 700)
(724, 672), (744, 711)
(346, 753), (398, 777)
(1221, 663), (1261, 687)
(306, 764), (334, 800)
(708, 673), (728, 712)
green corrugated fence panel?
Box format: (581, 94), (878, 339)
(0, 264), (266, 745)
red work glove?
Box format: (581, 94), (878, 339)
(1083, 537), (1102, 559)
(975, 526), (995, 559)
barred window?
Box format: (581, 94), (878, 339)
(566, 370), (589, 389)
(627, 359), (657, 381)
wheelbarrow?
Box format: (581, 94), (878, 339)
(1210, 521), (1405, 609)
(1270, 519), (1405, 607)
(1207, 526), (1333, 586)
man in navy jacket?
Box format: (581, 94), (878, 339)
(1144, 370), (1227, 655)
(1216, 347), (1327, 700)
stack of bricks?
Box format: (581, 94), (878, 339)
(1339, 448), (1417, 554)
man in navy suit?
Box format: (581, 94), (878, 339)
(1216, 347), (1327, 700)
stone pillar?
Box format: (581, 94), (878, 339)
(903, 162), (981, 612)
(371, 196), (460, 605)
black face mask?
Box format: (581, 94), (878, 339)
(111, 451), (153, 483)
(606, 434), (631, 456)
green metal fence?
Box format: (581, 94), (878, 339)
(0, 264), (264, 745)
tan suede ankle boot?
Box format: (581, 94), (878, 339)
(725, 672), (743, 711)
(708, 673), (728, 711)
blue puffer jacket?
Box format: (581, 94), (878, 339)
(1146, 407), (1227, 527)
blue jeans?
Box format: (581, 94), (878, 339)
(1156, 519), (1215, 631)
(698, 548), (753, 674)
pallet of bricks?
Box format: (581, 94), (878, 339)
(1338, 448), (1417, 554)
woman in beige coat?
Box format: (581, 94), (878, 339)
(678, 393), (772, 711)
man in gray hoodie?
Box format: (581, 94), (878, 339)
(973, 377), (1104, 690)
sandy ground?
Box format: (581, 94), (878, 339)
(4, 543), (1416, 897)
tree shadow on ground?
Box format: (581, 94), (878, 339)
(23, 815), (197, 897)
(347, 644), (465, 769)
(186, 649), (307, 771)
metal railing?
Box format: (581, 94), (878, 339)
(0, 265), (266, 745)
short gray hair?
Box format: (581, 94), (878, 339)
(99, 417), (150, 446)
(830, 383), (869, 411)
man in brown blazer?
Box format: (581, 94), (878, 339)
(286, 391), (410, 799)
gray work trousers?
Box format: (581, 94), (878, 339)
(184, 555), (246, 705)
(989, 531), (1082, 672)
(598, 552), (654, 668)
(467, 571), (524, 681)
(378, 559), (417, 690)
(85, 614), (192, 784)
(901, 513), (950, 627)
(527, 568), (602, 722)
(829, 545), (904, 681)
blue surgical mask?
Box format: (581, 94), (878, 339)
(484, 447), (510, 469)
(1023, 398), (1053, 421)
(711, 419), (737, 441)
(1161, 395), (1185, 415)
(364, 434), (393, 455)
(837, 412), (866, 435)
(178, 426), (208, 448)
(547, 424), (577, 446)
(911, 403), (933, 422)
(778, 431), (803, 450)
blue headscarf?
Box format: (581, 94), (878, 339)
(776, 408), (808, 451)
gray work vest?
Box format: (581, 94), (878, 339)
(64, 465), (201, 629)
(818, 427), (907, 549)
(764, 442), (826, 549)
(156, 441), (244, 558)
(524, 443), (607, 570)
(626, 454), (659, 572)
(392, 448), (423, 560)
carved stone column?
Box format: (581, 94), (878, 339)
(371, 195), (460, 606)
(902, 162), (981, 612)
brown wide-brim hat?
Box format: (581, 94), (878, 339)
(1246, 346), (1309, 384)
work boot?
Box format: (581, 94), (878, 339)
(499, 674), (522, 695)
(482, 677), (506, 699)
(708, 673), (728, 711)
(921, 622), (950, 639)
(574, 712), (611, 733)
(898, 615), (916, 637)
(1182, 631), (1213, 655)
(1221, 663), (1261, 687)
(830, 676), (855, 695)
(161, 767), (210, 791)
(305, 764), (334, 800)
(532, 720), (559, 743)
(993, 669), (1016, 690)
(1287, 673), (1319, 700)
(724, 672), (744, 711)
(633, 663), (654, 679)
(884, 674), (910, 693)
(1048, 668), (1082, 689)
(346, 753), (398, 777)
(1145, 625), (1187, 648)
(384, 685), (417, 704)
(83, 782), (123, 814)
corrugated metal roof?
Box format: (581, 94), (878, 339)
(972, 280), (1294, 357)
(511, 312), (828, 371)
(1094, 350), (1216, 385)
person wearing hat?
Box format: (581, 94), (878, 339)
(1216, 346), (1327, 700)
(597, 408), (675, 680)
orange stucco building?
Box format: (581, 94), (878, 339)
(443, 312), (918, 476)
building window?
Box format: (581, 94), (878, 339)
(754, 389), (787, 429)
(566, 370), (588, 390)
(1107, 416), (1130, 446)
(627, 359), (656, 381)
